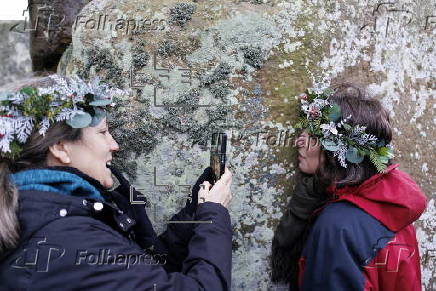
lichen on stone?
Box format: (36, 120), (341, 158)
(78, 48), (124, 88)
(158, 89), (235, 146)
(237, 0), (265, 4)
(157, 40), (179, 58)
(200, 63), (232, 87)
(241, 45), (265, 69)
(208, 81), (231, 99)
(108, 97), (160, 180)
(169, 3), (196, 28)
(131, 41), (150, 69)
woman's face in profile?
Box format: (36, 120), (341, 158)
(49, 118), (119, 189)
(295, 131), (322, 174)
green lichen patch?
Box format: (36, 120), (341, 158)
(141, 66), (240, 149)
(162, 88), (201, 114)
(155, 34), (201, 63)
(160, 97), (234, 146)
(237, 0), (265, 4)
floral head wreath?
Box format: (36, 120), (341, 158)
(294, 88), (394, 173)
(0, 75), (126, 160)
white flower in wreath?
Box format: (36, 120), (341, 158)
(312, 98), (329, 110)
(301, 104), (309, 114)
(320, 122), (338, 136)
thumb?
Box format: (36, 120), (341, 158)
(198, 181), (210, 203)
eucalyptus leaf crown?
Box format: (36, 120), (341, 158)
(294, 88), (394, 173)
(0, 75), (126, 159)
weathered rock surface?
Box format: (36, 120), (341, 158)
(0, 21), (32, 86)
(60, 0), (435, 289)
(28, 0), (92, 72)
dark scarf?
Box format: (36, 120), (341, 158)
(270, 175), (329, 290)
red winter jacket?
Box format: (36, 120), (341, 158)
(298, 164), (427, 291)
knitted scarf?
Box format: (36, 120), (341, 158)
(9, 166), (108, 201)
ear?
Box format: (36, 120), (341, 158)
(48, 141), (72, 164)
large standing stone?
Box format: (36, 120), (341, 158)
(0, 21), (32, 86)
(27, 0), (91, 72)
(61, 0), (436, 289)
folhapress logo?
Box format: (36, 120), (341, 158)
(10, 237), (65, 273)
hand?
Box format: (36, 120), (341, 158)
(198, 167), (232, 208)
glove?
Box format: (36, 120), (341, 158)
(271, 175), (328, 284)
(108, 166), (213, 248)
(274, 175), (328, 249)
(185, 167), (213, 215)
(288, 175), (328, 220)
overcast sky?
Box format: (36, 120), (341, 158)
(0, 1), (28, 20)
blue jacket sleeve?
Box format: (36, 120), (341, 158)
(300, 202), (393, 291)
(28, 202), (232, 291)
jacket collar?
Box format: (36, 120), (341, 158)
(0, 167), (137, 262)
(15, 188), (134, 246)
(326, 163), (400, 197)
(327, 163), (427, 232)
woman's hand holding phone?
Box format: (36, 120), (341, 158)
(198, 167), (232, 209)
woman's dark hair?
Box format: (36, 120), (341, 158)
(315, 82), (393, 188)
(0, 75), (83, 254)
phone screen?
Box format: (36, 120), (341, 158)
(210, 133), (227, 185)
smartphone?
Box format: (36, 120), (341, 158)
(210, 133), (227, 185)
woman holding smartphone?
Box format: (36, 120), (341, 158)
(0, 74), (233, 290)
(271, 83), (426, 290)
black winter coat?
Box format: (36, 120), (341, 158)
(0, 167), (232, 290)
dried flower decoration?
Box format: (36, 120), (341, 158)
(294, 88), (394, 172)
(0, 75), (127, 159)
